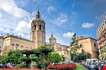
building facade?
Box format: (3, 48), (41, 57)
(2, 35), (34, 54)
(70, 36), (98, 58)
(0, 36), (3, 55)
(97, 20), (106, 49)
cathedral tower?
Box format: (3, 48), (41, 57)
(31, 10), (45, 48)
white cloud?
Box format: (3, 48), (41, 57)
(16, 21), (30, 32)
(15, 20), (31, 38)
(48, 6), (55, 14)
(54, 13), (68, 26)
(0, 0), (30, 18)
(63, 32), (75, 38)
(0, 22), (14, 34)
(0, 11), (18, 33)
(0, 0), (32, 39)
(82, 22), (94, 29)
(0, 12), (2, 18)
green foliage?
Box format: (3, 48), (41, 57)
(0, 55), (9, 64)
(16, 63), (26, 68)
(99, 46), (106, 60)
(71, 33), (78, 47)
(75, 64), (86, 70)
(48, 52), (63, 63)
(38, 45), (54, 56)
(0, 50), (31, 68)
(71, 52), (90, 62)
(30, 54), (39, 62)
(70, 34), (90, 62)
(0, 50), (23, 65)
(37, 55), (49, 69)
(8, 50), (23, 64)
(70, 49), (90, 62)
(0, 45), (63, 69)
(35, 45), (54, 69)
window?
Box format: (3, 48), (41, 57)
(11, 43), (14, 46)
(94, 43), (96, 47)
(16, 43), (19, 48)
(21, 45), (24, 48)
(16, 44), (19, 46)
(80, 44), (83, 47)
(34, 25), (36, 30)
(39, 25), (42, 30)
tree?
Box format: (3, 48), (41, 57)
(34, 45), (54, 69)
(0, 45), (54, 69)
(0, 50), (23, 65)
(70, 33), (90, 62)
(76, 50), (90, 62)
(70, 47), (78, 61)
(99, 45), (106, 60)
(8, 50), (23, 64)
(0, 55), (9, 64)
(70, 50), (90, 62)
(38, 45), (54, 56)
(70, 33), (81, 62)
(0, 50), (33, 68)
(48, 52), (63, 63)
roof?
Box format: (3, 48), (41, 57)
(3, 34), (33, 42)
(0, 36), (3, 39)
(77, 36), (97, 41)
(55, 43), (69, 48)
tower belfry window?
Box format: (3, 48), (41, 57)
(34, 25), (36, 30)
(39, 25), (42, 30)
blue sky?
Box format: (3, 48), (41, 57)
(0, 0), (105, 45)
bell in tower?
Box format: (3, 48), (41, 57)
(31, 10), (45, 48)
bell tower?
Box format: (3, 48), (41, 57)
(31, 10), (45, 48)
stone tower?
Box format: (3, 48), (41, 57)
(49, 34), (56, 46)
(31, 10), (45, 48)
